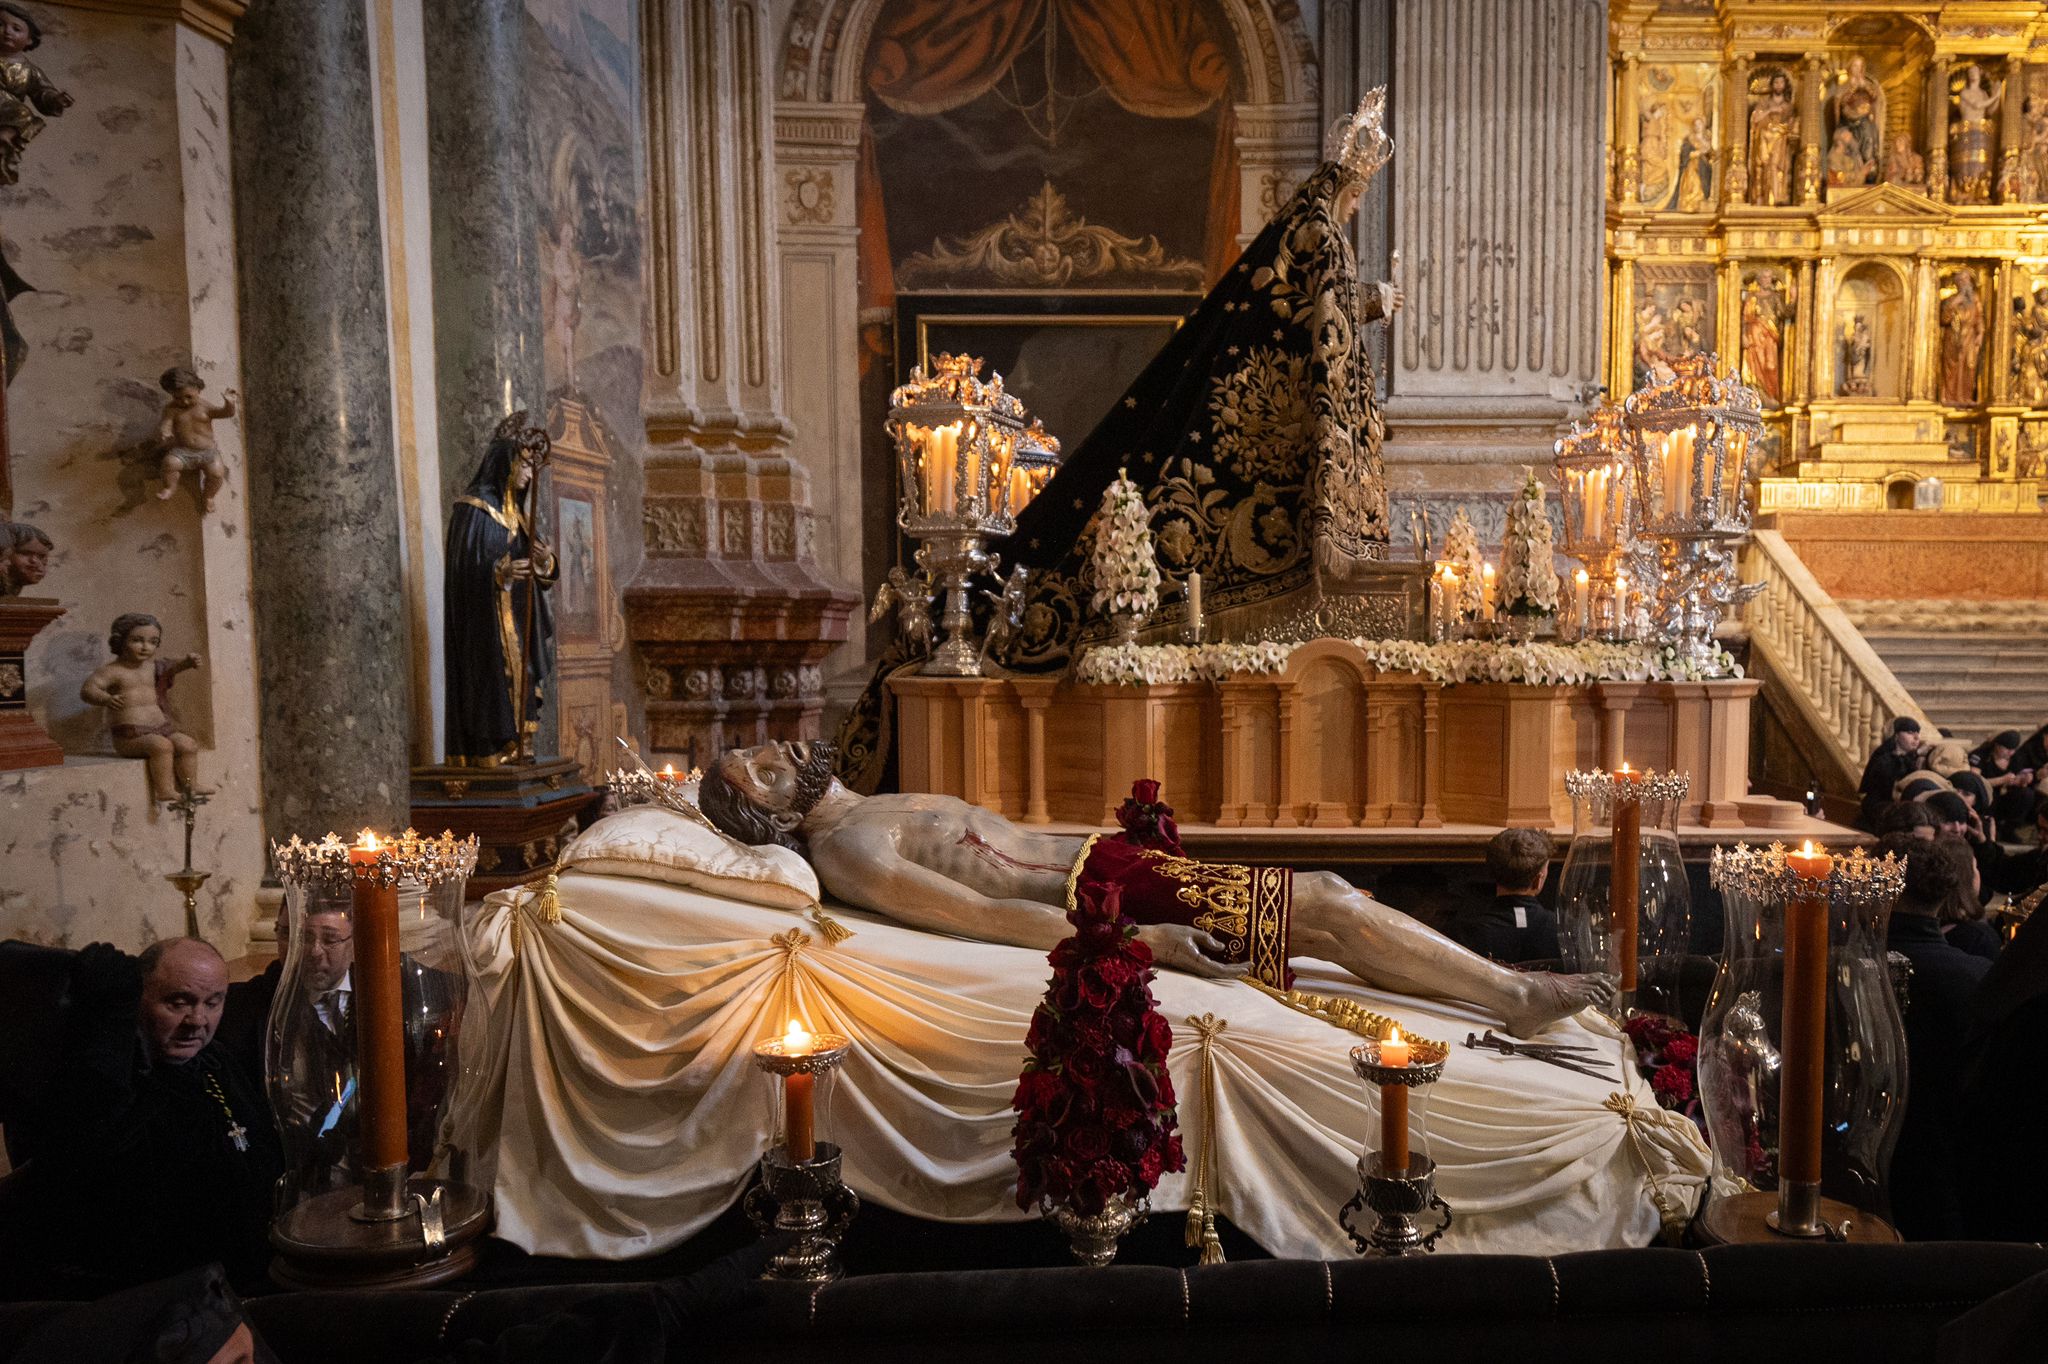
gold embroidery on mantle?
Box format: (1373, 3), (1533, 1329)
(895, 181), (1205, 290)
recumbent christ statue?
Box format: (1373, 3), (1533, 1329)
(698, 741), (1614, 1039)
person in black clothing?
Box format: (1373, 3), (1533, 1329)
(1956, 897), (2048, 1240)
(1971, 728), (2041, 828)
(1883, 835), (1994, 1239)
(1874, 800), (1940, 840)
(30, 938), (285, 1291)
(1439, 828), (1560, 966)
(2015, 721), (2048, 776)
(1859, 716), (1925, 830)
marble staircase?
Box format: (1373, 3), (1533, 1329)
(1843, 603), (2048, 742)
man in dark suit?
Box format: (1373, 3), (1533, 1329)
(1440, 828), (1560, 967)
(30, 938), (285, 1290)
(1883, 834), (1994, 1239)
(1859, 715), (1925, 830)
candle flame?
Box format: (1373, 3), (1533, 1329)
(1483, 562), (1496, 578)
(356, 829), (381, 852)
(1576, 568), (1590, 583)
(1800, 840), (1817, 857)
(1387, 1025), (1401, 1044)
(783, 1021), (812, 1052)
(1619, 762), (1632, 775)
(660, 763), (677, 779)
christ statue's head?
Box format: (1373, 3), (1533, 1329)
(698, 741), (838, 851)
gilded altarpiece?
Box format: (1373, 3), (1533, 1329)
(1609, 2), (2048, 516)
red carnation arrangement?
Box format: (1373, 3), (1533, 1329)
(1624, 1012), (1703, 1130)
(1012, 879), (1185, 1216)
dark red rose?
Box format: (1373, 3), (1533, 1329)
(1013, 1068), (1062, 1115)
(1141, 1013), (1173, 1061)
(1132, 779), (1162, 806)
(1136, 1145), (1165, 1185)
(1113, 1122), (1155, 1162)
(1624, 1013), (1678, 1051)
(1063, 1124), (1111, 1161)
(1077, 966), (1118, 1011)
(1087, 1157), (1132, 1208)
(1102, 1104), (1142, 1130)
(1651, 1062), (1693, 1107)
(1163, 1133), (1185, 1173)
(1662, 1034), (1698, 1066)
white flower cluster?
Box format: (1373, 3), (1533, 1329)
(1088, 468), (1161, 617)
(1074, 637), (1744, 687)
(1499, 469), (1559, 616)
(1440, 508), (1485, 619)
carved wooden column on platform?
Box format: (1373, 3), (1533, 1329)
(629, 0), (857, 768)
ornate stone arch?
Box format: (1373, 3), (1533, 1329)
(776, 0), (1320, 109)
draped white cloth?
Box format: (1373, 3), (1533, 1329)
(459, 867), (1711, 1261)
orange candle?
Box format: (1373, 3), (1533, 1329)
(347, 831), (410, 1172)
(1780, 842), (1834, 1188)
(782, 1021), (817, 1163)
(1379, 1027), (1411, 1174)
(1611, 765), (1641, 991)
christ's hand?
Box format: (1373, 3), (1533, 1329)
(1135, 924), (1245, 980)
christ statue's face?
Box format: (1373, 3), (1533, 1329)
(718, 741), (813, 814)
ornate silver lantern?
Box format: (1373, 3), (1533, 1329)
(1009, 418), (1062, 515)
(887, 353), (1026, 676)
(1554, 400), (1637, 640)
(1622, 353), (1764, 676)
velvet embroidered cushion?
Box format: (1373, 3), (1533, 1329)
(559, 799), (820, 911)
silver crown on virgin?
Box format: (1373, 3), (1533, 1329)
(1326, 85), (1393, 184)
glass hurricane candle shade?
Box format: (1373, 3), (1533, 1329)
(266, 830), (489, 1288)
(1009, 419), (1062, 515)
(888, 353), (1029, 677)
(754, 1026), (851, 1164)
(1554, 402), (1635, 563)
(1557, 770), (1694, 1019)
(1700, 845), (1908, 1226)
(1341, 1033), (1452, 1256)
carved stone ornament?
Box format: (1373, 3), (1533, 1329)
(896, 181), (1204, 290)
(784, 167), (835, 224)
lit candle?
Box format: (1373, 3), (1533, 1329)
(1575, 568), (1591, 636)
(1582, 467), (1607, 544)
(1780, 842), (1834, 1194)
(1379, 1026), (1411, 1174)
(781, 1020), (818, 1163)
(1613, 571), (1629, 638)
(1482, 561), (1497, 621)
(1186, 571), (1202, 626)
(657, 763), (680, 783)
(1611, 765), (1640, 993)
(1443, 568), (1462, 631)
(347, 831), (410, 1176)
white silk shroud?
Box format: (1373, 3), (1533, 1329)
(458, 868), (1711, 1261)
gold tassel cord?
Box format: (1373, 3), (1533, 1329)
(1183, 1014), (1229, 1265)
(510, 869), (564, 959)
(1603, 1092), (1691, 1242)
(809, 905), (855, 944)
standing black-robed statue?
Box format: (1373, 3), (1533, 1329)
(445, 411), (556, 765)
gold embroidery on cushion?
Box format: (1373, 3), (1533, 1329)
(1136, 849), (1253, 955)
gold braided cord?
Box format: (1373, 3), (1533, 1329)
(1244, 979), (1444, 1053)
(1603, 1092), (1690, 1241)
(1063, 833), (1103, 912)
(1182, 1014), (1228, 1266)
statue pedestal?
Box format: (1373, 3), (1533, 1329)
(410, 757), (601, 898)
(0, 596), (64, 771)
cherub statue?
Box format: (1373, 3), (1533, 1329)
(79, 611), (208, 803)
(869, 565), (933, 654)
(979, 564), (1029, 667)
(0, 4), (70, 188)
(155, 366), (237, 511)
(0, 518), (49, 596)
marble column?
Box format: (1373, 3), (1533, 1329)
(233, 0), (409, 836)
(1334, 1), (1396, 393)
(422, 0), (544, 514)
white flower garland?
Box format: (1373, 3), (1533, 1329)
(1500, 469), (1559, 616)
(1088, 468), (1161, 617)
(1075, 637), (1743, 687)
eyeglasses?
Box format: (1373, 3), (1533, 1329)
(300, 933), (353, 951)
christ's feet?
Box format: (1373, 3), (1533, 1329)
(1502, 971), (1616, 1039)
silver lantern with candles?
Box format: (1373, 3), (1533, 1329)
(1553, 399), (1637, 641)
(1622, 353), (1765, 676)
(887, 353), (1027, 676)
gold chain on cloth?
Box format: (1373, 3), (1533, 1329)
(1183, 1014), (1229, 1264)
(1244, 978), (1442, 1051)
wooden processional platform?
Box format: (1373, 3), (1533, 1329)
(891, 641), (1857, 862)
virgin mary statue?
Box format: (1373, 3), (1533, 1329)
(444, 412), (557, 765)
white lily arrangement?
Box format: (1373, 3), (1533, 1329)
(1075, 637), (1743, 687)
(1088, 467), (1161, 618)
(1499, 468), (1560, 617)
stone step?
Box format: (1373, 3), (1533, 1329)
(1869, 639), (2048, 661)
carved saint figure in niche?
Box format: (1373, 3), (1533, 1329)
(1940, 271), (1986, 406)
(1826, 128), (1866, 189)
(1669, 295), (1707, 359)
(1840, 313), (1875, 397)
(2019, 423), (2048, 481)
(2024, 97), (2048, 201)
(79, 612), (208, 803)
(0, 4), (70, 188)
(2012, 284), (2048, 406)
(1637, 100), (1673, 206)
(1676, 115), (1714, 210)
(1828, 55), (1882, 187)
(2000, 153), (2038, 205)
(1633, 300), (1672, 390)
(0, 518), (48, 595)
(155, 367), (236, 512)
(1885, 133), (1926, 189)
(1741, 270), (1793, 407)
(1747, 69), (1799, 206)
(1949, 64), (2004, 205)
(444, 412), (557, 766)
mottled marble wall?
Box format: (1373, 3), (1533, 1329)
(2, 14), (265, 955)
(524, 0), (645, 757)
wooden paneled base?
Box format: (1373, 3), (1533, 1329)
(0, 596), (65, 771)
(892, 643), (1773, 834)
